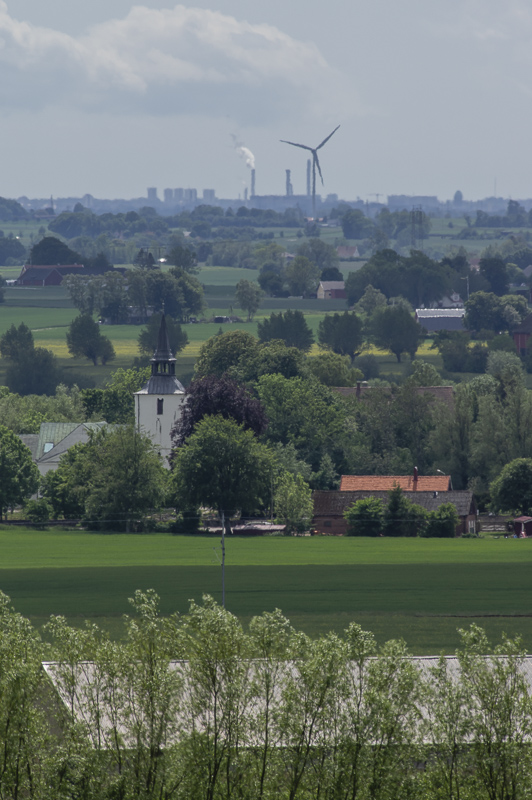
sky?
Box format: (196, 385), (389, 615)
(1, 0), (532, 203)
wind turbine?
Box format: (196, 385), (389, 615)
(280, 125), (340, 219)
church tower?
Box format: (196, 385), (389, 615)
(134, 314), (185, 466)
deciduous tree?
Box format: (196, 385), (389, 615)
(258, 309), (314, 351)
(0, 426), (39, 519)
(235, 278), (262, 321)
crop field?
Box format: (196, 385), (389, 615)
(1, 530), (531, 653)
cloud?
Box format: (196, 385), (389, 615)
(0, 2), (352, 122)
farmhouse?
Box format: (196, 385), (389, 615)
(317, 280), (346, 299)
(312, 488), (477, 536)
(17, 264), (87, 286)
(339, 470), (452, 492)
(21, 422), (108, 476)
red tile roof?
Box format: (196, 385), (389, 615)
(339, 475), (452, 492)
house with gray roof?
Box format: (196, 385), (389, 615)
(28, 422), (107, 475)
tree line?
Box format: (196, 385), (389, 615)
(0, 589), (530, 799)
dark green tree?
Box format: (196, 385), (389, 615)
(258, 310), (314, 351)
(66, 315), (115, 366)
(29, 236), (82, 265)
(318, 311), (364, 361)
(422, 503), (459, 538)
(235, 278), (262, 321)
(0, 426), (39, 519)
(284, 256), (320, 296)
(167, 244), (198, 273)
(194, 330), (259, 379)
(341, 208), (374, 239)
(0, 322), (34, 359)
(344, 496), (384, 536)
(370, 305), (422, 363)
(0, 235), (25, 266)
(383, 485), (427, 537)
(490, 458), (532, 515)
(5, 348), (63, 396)
(171, 415), (272, 534)
(479, 256), (509, 296)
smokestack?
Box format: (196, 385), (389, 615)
(413, 466), (418, 490)
(244, 187), (248, 202)
(285, 169), (293, 197)
(306, 159), (311, 196)
(251, 168), (256, 197)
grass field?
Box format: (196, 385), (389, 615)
(1, 530), (532, 653)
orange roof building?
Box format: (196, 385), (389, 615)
(339, 472), (452, 492)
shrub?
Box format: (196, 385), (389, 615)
(344, 497), (384, 536)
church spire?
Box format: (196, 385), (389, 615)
(150, 313), (176, 376)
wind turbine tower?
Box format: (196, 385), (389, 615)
(281, 125), (340, 219)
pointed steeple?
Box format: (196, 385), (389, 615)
(150, 313), (176, 376)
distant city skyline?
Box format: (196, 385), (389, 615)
(2, 1), (532, 202)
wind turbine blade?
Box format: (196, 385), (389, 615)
(314, 152), (324, 185)
(280, 139), (314, 152)
(316, 124), (340, 150)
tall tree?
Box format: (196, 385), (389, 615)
(194, 330), (259, 379)
(258, 309), (314, 351)
(318, 311), (364, 361)
(284, 256), (320, 296)
(66, 315), (115, 366)
(171, 415), (272, 533)
(0, 426), (39, 519)
(29, 236), (82, 265)
(172, 374), (268, 446)
(370, 305), (422, 363)
(235, 278), (262, 321)
(0, 322), (34, 359)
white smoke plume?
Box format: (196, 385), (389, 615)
(231, 135), (255, 170)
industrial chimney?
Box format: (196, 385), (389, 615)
(251, 168), (256, 197)
(285, 169), (293, 197)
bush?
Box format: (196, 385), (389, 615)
(356, 354), (380, 379)
(24, 499), (51, 529)
(422, 503), (459, 538)
(344, 496), (384, 536)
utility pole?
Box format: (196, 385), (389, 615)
(220, 510), (226, 608)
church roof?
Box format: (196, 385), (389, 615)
(136, 375), (185, 395)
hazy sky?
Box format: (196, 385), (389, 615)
(1, 0), (531, 202)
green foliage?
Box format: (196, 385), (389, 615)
(137, 313), (188, 356)
(308, 351), (363, 386)
(370, 304), (422, 363)
(479, 255), (509, 295)
(66, 314), (116, 365)
(422, 503), (460, 538)
(194, 330), (259, 378)
(341, 207), (375, 239)
(171, 415), (272, 524)
(406, 359), (442, 386)
(344, 496), (384, 536)
(0, 232), (26, 265)
(354, 284), (387, 316)
(257, 309), (314, 351)
(0, 384), (86, 434)
(42, 426), (166, 528)
(284, 255), (320, 296)
(235, 277), (262, 320)
(0, 321), (33, 359)
(346, 249), (449, 308)
(464, 291), (528, 333)
(490, 458), (532, 515)
(29, 235), (81, 265)
(5, 347), (63, 396)
(318, 310), (364, 360)
(433, 332), (488, 373)
(24, 498), (51, 528)
(0, 426), (40, 518)
(384, 485), (428, 537)
(274, 472), (313, 533)
(296, 237), (339, 270)
(167, 243), (198, 273)
(236, 339), (306, 382)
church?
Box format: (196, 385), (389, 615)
(134, 314), (186, 466)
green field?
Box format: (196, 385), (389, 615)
(1, 530), (532, 653)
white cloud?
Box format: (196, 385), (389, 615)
(0, 2), (352, 122)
